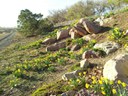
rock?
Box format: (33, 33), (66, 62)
(80, 59), (89, 69)
(94, 41), (120, 55)
(80, 18), (101, 34)
(62, 72), (76, 81)
(46, 41), (66, 51)
(103, 53), (128, 82)
(42, 38), (57, 45)
(69, 28), (81, 39)
(94, 16), (104, 26)
(57, 30), (69, 40)
(62, 70), (84, 81)
(74, 26), (88, 35)
(82, 50), (98, 59)
(125, 30), (128, 36)
(82, 35), (92, 41)
(71, 44), (80, 51)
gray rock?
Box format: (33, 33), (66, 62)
(61, 91), (76, 96)
(62, 72), (76, 81)
(46, 41), (66, 51)
(42, 38), (56, 45)
(80, 59), (89, 69)
(57, 29), (69, 40)
(94, 41), (120, 55)
(103, 53), (128, 83)
(71, 44), (80, 51)
(62, 70), (84, 81)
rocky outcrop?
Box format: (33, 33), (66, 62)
(103, 53), (128, 83)
(46, 41), (66, 51)
(42, 38), (57, 45)
(57, 29), (69, 40)
(94, 41), (120, 55)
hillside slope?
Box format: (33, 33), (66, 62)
(0, 10), (128, 96)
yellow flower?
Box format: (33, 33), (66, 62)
(122, 82), (127, 87)
(110, 80), (114, 85)
(83, 72), (86, 75)
(92, 80), (96, 84)
(92, 76), (95, 80)
(85, 83), (90, 89)
(117, 80), (121, 84)
(101, 87), (104, 90)
(79, 72), (82, 76)
(112, 89), (117, 94)
(68, 82), (70, 84)
(99, 80), (103, 84)
(69, 79), (72, 82)
(76, 79), (81, 83)
(101, 91), (106, 95)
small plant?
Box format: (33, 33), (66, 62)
(57, 58), (66, 65)
(109, 28), (125, 40)
(72, 38), (85, 46)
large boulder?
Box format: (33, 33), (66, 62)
(103, 53), (128, 83)
(57, 29), (69, 40)
(94, 41), (120, 55)
(42, 38), (57, 45)
(69, 28), (81, 39)
(79, 18), (101, 34)
(46, 41), (66, 51)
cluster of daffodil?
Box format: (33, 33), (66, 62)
(67, 71), (128, 96)
(13, 50), (70, 78)
(10, 78), (20, 88)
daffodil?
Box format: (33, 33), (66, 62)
(117, 80), (121, 84)
(99, 80), (103, 84)
(92, 80), (96, 84)
(76, 79), (81, 83)
(110, 80), (114, 85)
(79, 72), (82, 76)
(85, 83), (90, 89)
(101, 87), (104, 90)
(101, 91), (106, 95)
(112, 89), (117, 94)
(92, 76), (96, 80)
(122, 82), (127, 87)
(83, 72), (86, 75)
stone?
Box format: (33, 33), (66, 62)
(80, 18), (101, 34)
(57, 29), (69, 40)
(94, 41), (120, 55)
(62, 72), (76, 81)
(74, 26), (88, 35)
(82, 35), (92, 41)
(69, 28), (81, 39)
(94, 16), (104, 26)
(71, 44), (80, 51)
(125, 30), (128, 36)
(46, 41), (66, 51)
(62, 70), (84, 81)
(103, 53), (128, 82)
(42, 38), (57, 45)
(82, 50), (98, 59)
(75, 88), (89, 96)
(80, 59), (89, 69)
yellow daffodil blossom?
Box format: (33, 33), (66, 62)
(101, 91), (106, 95)
(85, 83), (90, 89)
(117, 80), (121, 84)
(112, 89), (117, 94)
(122, 82), (127, 87)
(99, 80), (103, 84)
(76, 79), (81, 83)
(92, 80), (96, 84)
(79, 72), (82, 76)
(83, 72), (86, 75)
(92, 76), (96, 80)
(110, 80), (114, 85)
(101, 87), (104, 90)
